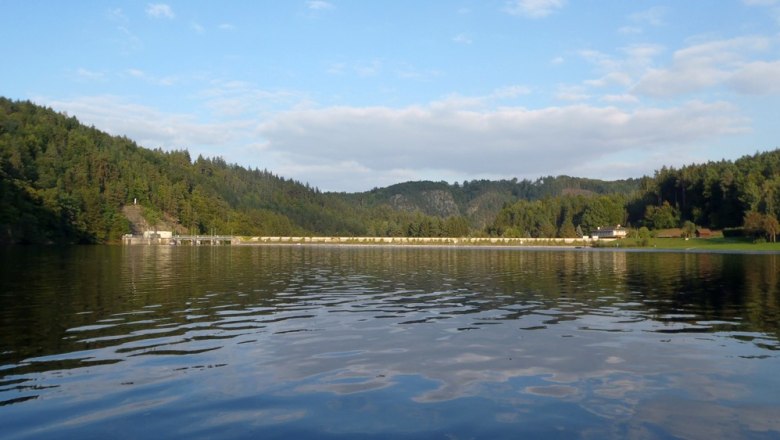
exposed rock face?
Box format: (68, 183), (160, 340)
(421, 190), (460, 217)
(122, 205), (149, 235)
(389, 190), (460, 217)
(122, 205), (187, 235)
(389, 194), (417, 212)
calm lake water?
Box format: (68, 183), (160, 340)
(1, 245), (779, 439)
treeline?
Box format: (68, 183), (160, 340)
(0, 98), (470, 243)
(2, 97), (779, 244)
(343, 175), (639, 230)
(489, 151), (780, 241)
(488, 194), (627, 238)
(0, 98), (347, 242)
(636, 153), (780, 240)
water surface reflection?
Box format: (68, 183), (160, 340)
(0, 246), (779, 438)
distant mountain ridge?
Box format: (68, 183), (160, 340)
(338, 177), (641, 229)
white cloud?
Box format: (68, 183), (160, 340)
(580, 44), (662, 78)
(619, 6), (666, 35)
(76, 68), (106, 81)
(728, 60), (780, 94)
(107, 8), (127, 22)
(306, 1), (334, 10)
(325, 60), (381, 77)
(584, 72), (632, 88)
(199, 80), (310, 117)
(430, 86), (531, 109)
(491, 85), (532, 99)
(325, 62), (347, 75)
(629, 6), (667, 27)
(272, 160), (406, 193)
(116, 26), (143, 53)
(453, 34), (473, 45)
(636, 68), (724, 98)
(579, 49), (620, 72)
(191, 22), (205, 33)
(394, 64), (441, 81)
(124, 69), (178, 86)
(257, 100), (748, 190)
(624, 44), (664, 61)
(618, 26), (642, 35)
(38, 92), (751, 192)
(633, 36), (773, 97)
(146, 3), (175, 19)
(555, 84), (591, 101)
(601, 94), (640, 104)
(218, 23), (235, 31)
(505, 0), (565, 18)
(43, 96), (248, 155)
(355, 60), (382, 77)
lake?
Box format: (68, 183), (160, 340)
(1, 245), (779, 439)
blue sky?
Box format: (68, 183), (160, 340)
(3, 1), (780, 192)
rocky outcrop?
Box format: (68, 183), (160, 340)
(122, 205), (187, 235)
(420, 190), (460, 217)
(389, 190), (460, 217)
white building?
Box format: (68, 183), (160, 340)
(143, 230), (173, 239)
(591, 225), (628, 240)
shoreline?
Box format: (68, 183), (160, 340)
(232, 242), (780, 254)
(227, 236), (780, 254)
(235, 242), (586, 251)
(235, 236), (594, 247)
(112, 235), (780, 254)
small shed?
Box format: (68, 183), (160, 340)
(656, 228), (683, 238)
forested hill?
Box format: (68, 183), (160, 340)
(0, 97), (642, 243)
(0, 97), (369, 243)
(2, 97), (778, 244)
(337, 176), (640, 229)
(489, 149), (780, 240)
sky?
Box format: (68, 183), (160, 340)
(2, 1), (780, 192)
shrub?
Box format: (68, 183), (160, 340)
(722, 228), (744, 238)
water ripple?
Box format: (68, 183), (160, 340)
(1, 247), (779, 439)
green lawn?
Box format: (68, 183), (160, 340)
(612, 237), (780, 251)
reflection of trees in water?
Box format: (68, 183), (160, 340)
(1, 245), (779, 428)
(623, 252), (780, 339)
(1, 247), (778, 374)
(279, 247), (779, 339)
(741, 253), (779, 334)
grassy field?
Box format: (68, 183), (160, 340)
(605, 236), (780, 252)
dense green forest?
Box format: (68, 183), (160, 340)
(1, 97), (778, 244)
(1, 98), (409, 243)
(489, 151), (780, 241)
(343, 176), (639, 230)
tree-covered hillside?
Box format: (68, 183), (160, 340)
(0, 98), (472, 243)
(0, 98), (364, 243)
(490, 150), (780, 241)
(339, 175), (640, 229)
(3, 97), (777, 244)
(636, 152), (780, 230)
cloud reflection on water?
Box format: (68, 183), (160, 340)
(1, 246), (779, 438)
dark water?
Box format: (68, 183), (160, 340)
(1, 246), (779, 439)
